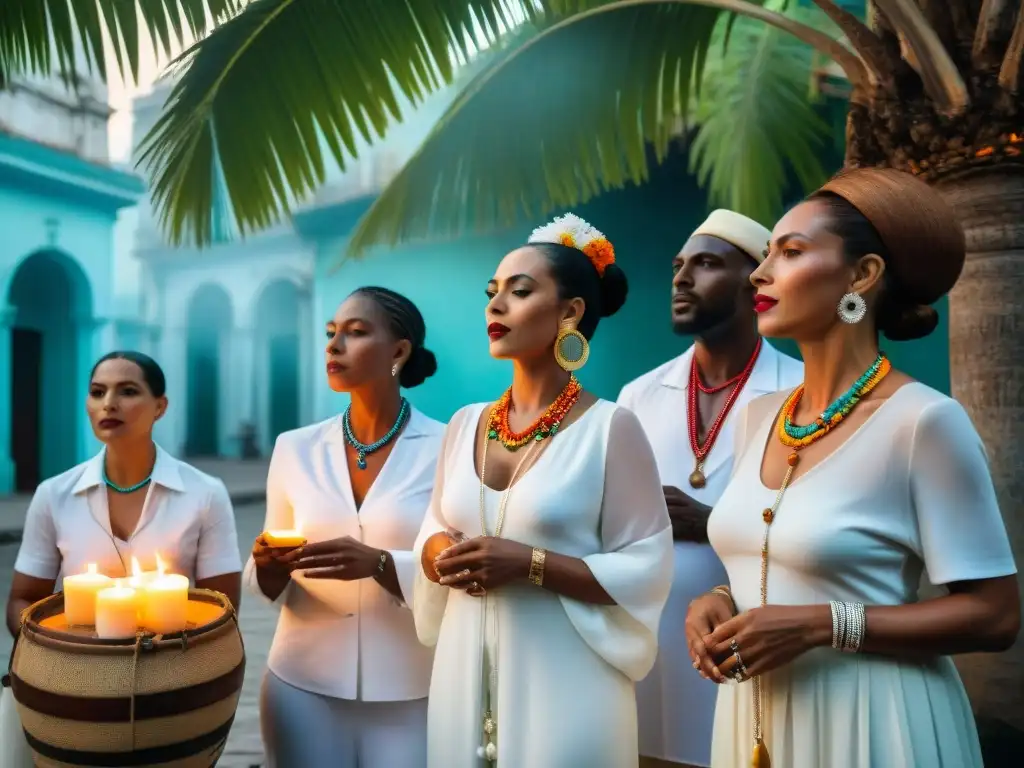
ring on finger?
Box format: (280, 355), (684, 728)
(456, 569), (471, 580)
(728, 640), (749, 681)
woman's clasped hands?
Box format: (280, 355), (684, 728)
(432, 534), (533, 597)
(252, 535), (384, 581)
(686, 590), (829, 683)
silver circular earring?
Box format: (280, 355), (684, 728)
(837, 292), (867, 324)
(391, 363), (399, 377)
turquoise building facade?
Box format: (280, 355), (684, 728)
(0, 132), (143, 493)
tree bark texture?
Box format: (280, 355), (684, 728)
(938, 167), (1024, 764)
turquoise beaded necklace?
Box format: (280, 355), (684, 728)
(102, 461), (153, 494)
(783, 353), (887, 441)
(343, 397), (411, 469)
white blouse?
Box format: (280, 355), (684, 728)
(243, 407), (444, 702)
(14, 446), (242, 585)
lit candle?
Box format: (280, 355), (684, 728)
(140, 555), (190, 635)
(95, 579), (139, 639)
(63, 564), (112, 626)
(263, 529), (306, 548)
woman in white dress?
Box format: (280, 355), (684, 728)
(414, 214), (674, 768)
(2, 351), (242, 767)
(247, 287), (444, 767)
(685, 168), (1019, 768)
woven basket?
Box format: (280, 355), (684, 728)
(6, 588), (245, 767)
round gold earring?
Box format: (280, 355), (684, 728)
(554, 320), (589, 371)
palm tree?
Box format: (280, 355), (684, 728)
(0, 2), (239, 91)
(134, 0), (1021, 755)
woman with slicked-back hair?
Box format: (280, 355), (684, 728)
(686, 168), (1019, 768)
(246, 287), (443, 767)
(2, 351), (242, 767)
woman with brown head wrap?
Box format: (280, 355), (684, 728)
(684, 168), (1019, 768)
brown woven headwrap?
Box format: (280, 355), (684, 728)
(817, 168), (966, 305)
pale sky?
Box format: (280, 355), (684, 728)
(103, 5), (528, 163)
(105, 25), (189, 163)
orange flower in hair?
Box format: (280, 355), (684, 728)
(529, 213), (617, 276)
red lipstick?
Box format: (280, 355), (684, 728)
(487, 322), (510, 340)
(753, 294), (778, 313)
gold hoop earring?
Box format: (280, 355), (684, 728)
(554, 320), (589, 371)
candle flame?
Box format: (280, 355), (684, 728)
(155, 553), (166, 576)
(115, 578), (124, 589)
(131, 557), (143, 578)
(86, 563), (98, 575)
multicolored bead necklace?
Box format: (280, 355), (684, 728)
(748, 352), (891, 768)
(687, 338), (762, 488)
(780, 353), (890, 446)
(342, 397), (411, 469)
(486, 375), (582, 450)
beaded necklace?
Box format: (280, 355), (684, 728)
(748, 353), (891, 768)
(102, 462), (153, 494)
(687, 338), (762, 488)
(474, 381), (580, 763)
(486, 375), (582, 450)
(342, 397), (410, 469)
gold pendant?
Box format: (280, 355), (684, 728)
(689, 463), (706, 489)
(752, 738), (771, 768)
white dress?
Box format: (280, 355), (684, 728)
(412, 400), (674, 768)
(707, 383), (1018, 768)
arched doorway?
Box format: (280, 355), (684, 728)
(7, 250), (93, 491)
(185, 284), (233, 456)
(255, 280), (301, 451)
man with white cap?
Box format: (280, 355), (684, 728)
(618, 209), (803, 768)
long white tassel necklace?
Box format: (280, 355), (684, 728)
(475, 438), (537, 764)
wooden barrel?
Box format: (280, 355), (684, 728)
(7, 588), (245, 767)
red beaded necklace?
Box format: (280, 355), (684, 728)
(687, 338), (762, 488)
(487, 375), (582, 450)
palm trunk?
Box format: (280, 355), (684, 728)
(937, 167), (1024, 763)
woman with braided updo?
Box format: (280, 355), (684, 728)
(245, 286), (444, 767)
(686, 168), (1019, 767)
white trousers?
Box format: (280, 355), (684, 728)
(260, 671), (428, 768)
(0, 687), (33, 768)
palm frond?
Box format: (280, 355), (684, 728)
(688, 8), (833, 225)
(346, 0), (852, 256)
(0, 1), (240, 85)
(136, 0), (551, 246)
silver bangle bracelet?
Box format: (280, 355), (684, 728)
(830, 600), (866, 653)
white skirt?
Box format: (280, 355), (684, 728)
(0, 686), (33, 768)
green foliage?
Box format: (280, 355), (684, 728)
(0, 0), (239, 87)
(135, 0), (550, 246)
(349, 0), (836, 253)
(688, 5), (832, 226)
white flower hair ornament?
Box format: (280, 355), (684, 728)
(527, 213), (616, 276)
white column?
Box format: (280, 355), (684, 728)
(228, 325), (256, 457)
(159, 327), (188, 456)
(77, 315), (111, 464)
(0, 304), (16, 493)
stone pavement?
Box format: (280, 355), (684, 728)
(0, 458), (270, 544)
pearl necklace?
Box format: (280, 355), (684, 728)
(342, 397), (410, 469)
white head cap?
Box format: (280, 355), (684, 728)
(690, 209), (772, 263)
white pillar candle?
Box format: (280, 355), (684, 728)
(95, 580), (139, 639)
(141, 574), (190, 635)
(63, 564), (112, 626)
